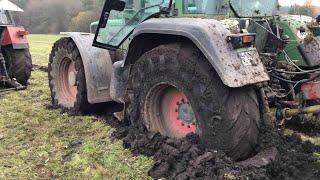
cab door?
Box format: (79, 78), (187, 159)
(93, 0), (165, 50)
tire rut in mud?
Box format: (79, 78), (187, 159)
(45, 101), (320, 179)
(111, 118), (320, 180)
(44, 93), (320, 179)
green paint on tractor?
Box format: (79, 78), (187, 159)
(91, 0), (316, 67)
(277, 15), (313, 66)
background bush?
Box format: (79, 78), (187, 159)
(11, 0), (103, 34)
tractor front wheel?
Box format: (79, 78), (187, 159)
(130, 43), (261, 160)
(48, 37), (88, 113)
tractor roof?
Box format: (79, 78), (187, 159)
(0, 0), (23, 12)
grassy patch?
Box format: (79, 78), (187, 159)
(28, 34), (62, 67)
(0, 35), (153, 179)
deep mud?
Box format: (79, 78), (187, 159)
(46, 103), (320, 179)
(286, 116), (320, 136)
(111, 118), (320, 180)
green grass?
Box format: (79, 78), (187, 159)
(28, 34), (62, 67)
(0, 34), (153, 179)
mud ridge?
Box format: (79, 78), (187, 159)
(46, 102), (320, 179)
(111, 118), (320, 180)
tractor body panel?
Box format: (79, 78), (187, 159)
(1, 26), (29, 49)
(124, 18), (270, 88)
(62, 32), (113, 104)
(277, 15), (313, 66)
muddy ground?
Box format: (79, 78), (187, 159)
(37, 58), (320, 179)
(53, 101), (319, 180)
(111, 118), (319, 179)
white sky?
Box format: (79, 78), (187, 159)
(278, 0), (320, 7)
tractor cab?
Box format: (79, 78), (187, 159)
(0, 10), (14, 25)
(93, 0), (279, 50)
(177, 0), (278, 17)
(0, 0), (23, 26)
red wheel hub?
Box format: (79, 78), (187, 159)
(163, 89), (196, 136)
(58, 58), (77, 104)
(144, 84), (196, 138)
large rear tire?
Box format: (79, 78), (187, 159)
(48, 37), (88, 113)
(5, 47), (32, 86)
(130, 43), (261, 160)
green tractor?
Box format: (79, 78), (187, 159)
(48, 0), (320, 160)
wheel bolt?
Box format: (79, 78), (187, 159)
(177, 117), (180, 120)
(192, 122), (196, 125)
(187, 125), (191, 128)
(182, 99), (185, 103)
(175, 109), (178, 112)
(181, 123), (185, 126)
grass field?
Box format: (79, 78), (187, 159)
(1, 34), (319, 179)
(0, 34), (153, 179)
(28, 34), (62, 67)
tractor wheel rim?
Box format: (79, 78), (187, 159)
(145, 84), (196, 138)
(59, 58), (77, 102)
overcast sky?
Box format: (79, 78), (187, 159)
(278, 0), (320, 6)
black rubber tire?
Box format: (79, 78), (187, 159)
(5, 47), (32, 86)
(48, 37), (88, 113)
(130, 43), (261, 160)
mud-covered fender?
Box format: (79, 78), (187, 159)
(124, 18), (270, 88)
(62, 32), (113, 104)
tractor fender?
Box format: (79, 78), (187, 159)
(124, 18), (270, 88)
(1, 26), (29, 49)
(62, 32), (113, 104)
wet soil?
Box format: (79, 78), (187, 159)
(286, 116), (320, 136)
(46, 103), (320, 179)
(111, 117), (320, 180)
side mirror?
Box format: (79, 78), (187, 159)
(101, 0), (126, 28)
(316, 14), (320, 23)
(111, 0), (126, 11)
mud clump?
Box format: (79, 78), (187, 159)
(286, 116), (320, 136)
(112, 118), (320, 180)
(33, 64), (48, 72)
(256, 128), (320, 179)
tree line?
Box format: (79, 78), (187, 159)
(11, 0), (105, 34)
(10, 0), (320, 34)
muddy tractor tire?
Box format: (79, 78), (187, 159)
(48, 37), (88, 113)
(5, 47), (32, 86)
(130, 43), (261, 160)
